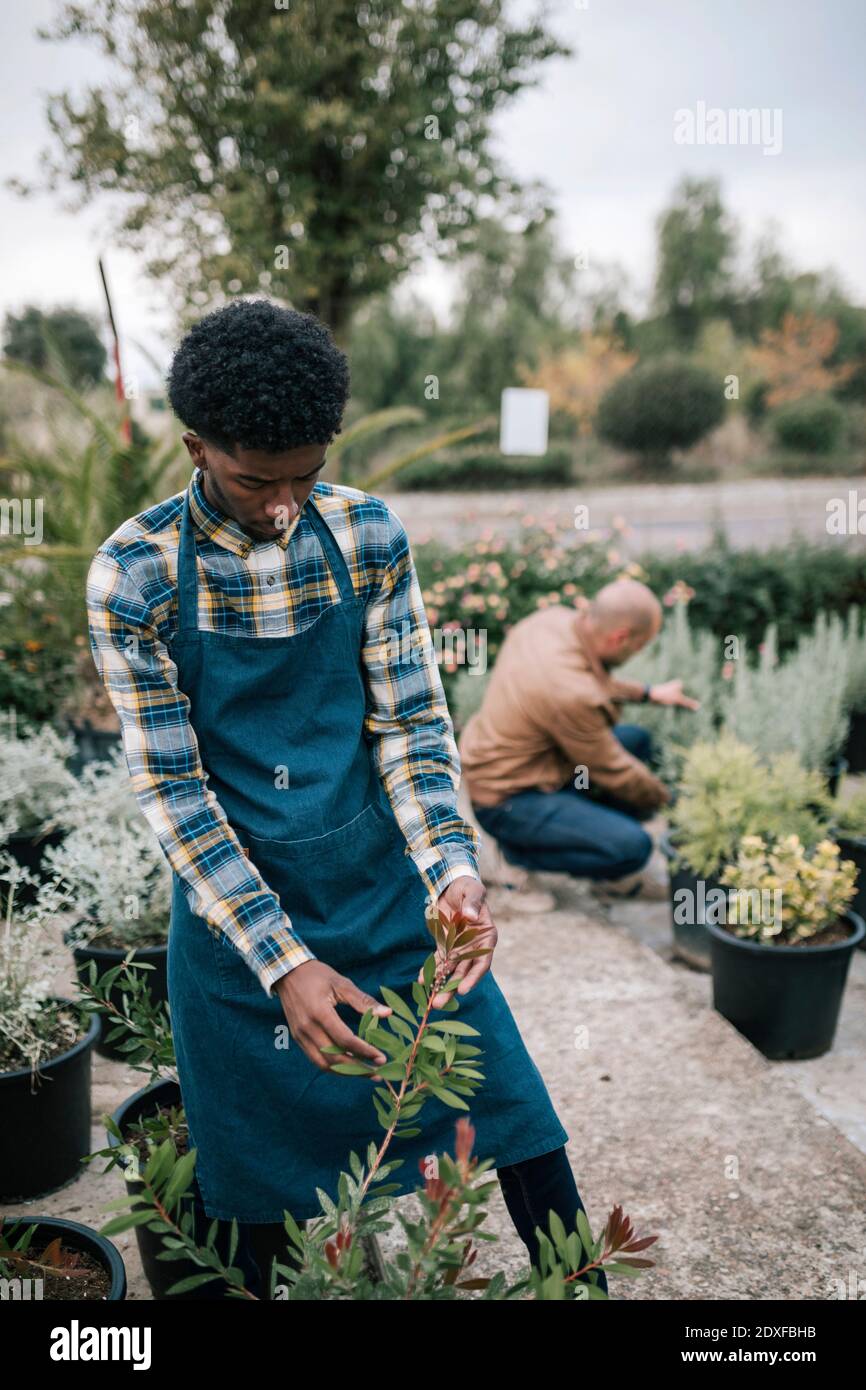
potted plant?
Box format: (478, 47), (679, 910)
(663, 736), (831, 969)
(0, 1216), (127, 1300)
(46, 752), (171, 1058)
(720, 615), (851, 789)
(97, 909), (658, 1301)
(842, 607), (866, 774)
(79, 955), (252, 1301)
(0, 711), (77, 905)
(709, 835), (864, 1059)
(832, 788), (866, 950)
(0, 855), (101, 1202)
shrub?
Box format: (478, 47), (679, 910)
(719, 835), (857, 945)
(595, 356), (724, 467)
(770, 394), (845, 454)
(834, 788), (866, 839)
(618, 601), (721, 784)
(668, 735), (832, 879)
(719, 614), (850, 772)
(397, 446), (574, 491)
(0, 711), (78, 841)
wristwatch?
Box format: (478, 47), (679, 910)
(642, 683), (653, 703)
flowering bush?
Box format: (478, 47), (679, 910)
(719, 835), (857, 945)
(0, 711), (78, 841)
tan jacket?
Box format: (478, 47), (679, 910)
(458, 605), (669, 812)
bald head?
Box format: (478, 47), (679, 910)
(582, 579), (662, 667)
(589, 579), (662, 637)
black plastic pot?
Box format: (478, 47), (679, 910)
(707, 909), (866, 1060)
(108, 1077), (202, 1301)
(4, 827), (66, 907)
(843, 710), (866, 776)
(66, 720), (122, 779)
(68, 936), (168, 1059)
(109, 1078), (307, 1300)
(837, 834), (866, 952)
(659, 831), (724, 970)
(0, 1005), (100, 1202)
(0, 1215), (127, 1300)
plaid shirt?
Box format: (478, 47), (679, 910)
(86, 467), (480, 996)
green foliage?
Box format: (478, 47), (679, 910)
(3, 305), (107, 389)
(669, 735), (832, 879)
(770, 393), (846, 454)
(396, 445), (575, 492)
(595, 355), (725, 465)
(652, 177), (738, 347)
(90, 910), (655, 1299)
(834, 788), (866, 839)
(32, 2), (569, 336)
(637, 541), (866, 657)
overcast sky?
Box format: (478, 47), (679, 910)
(1, 0), (864, 387)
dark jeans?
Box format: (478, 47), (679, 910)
(186, 1147), (608, 1297)
(473, 723), (654, 881)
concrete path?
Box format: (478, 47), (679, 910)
(381, 477), (860, 554)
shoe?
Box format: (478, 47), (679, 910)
(591, 863), (669, 903)
(486, 883), (556, 915)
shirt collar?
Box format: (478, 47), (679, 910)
(187, 467), (301, 557)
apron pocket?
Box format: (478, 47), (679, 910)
(245, 799), (394, 863)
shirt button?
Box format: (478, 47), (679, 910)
(266, 575), (275, 586)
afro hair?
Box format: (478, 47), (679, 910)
(166, 298), (350, 454)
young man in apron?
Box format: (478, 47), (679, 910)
(86, 299), (607, 1297)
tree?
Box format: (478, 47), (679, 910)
(438, 216), (579, 414)
(24, 0), (570, 340)
(519, 332), (636, 436)
(596, 356), (725, 471)
(652, 178), (738, 346)
(3, 305), (107, 388)
(747, 312), (858, 408)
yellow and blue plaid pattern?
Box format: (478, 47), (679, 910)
(86, 467), (479, 995)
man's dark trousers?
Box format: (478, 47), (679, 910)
(471, 724), (655, 881)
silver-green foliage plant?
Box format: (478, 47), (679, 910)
(843, 606), (866, 715)
(44, 748), (171, 949)
(719, 614), (850, 772)
(0, 711), (78, 841)
(619, 601), (720, 784)
(669, 734), (832, 879)
(0, 853), (83, 1073)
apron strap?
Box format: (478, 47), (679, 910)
(303, 494), (356, 604)
(176, 487), (199, 635)
(175, 481), (356, 634)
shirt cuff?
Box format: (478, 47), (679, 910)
(414, 851), (482, 901)
(246, 923), (317, 997)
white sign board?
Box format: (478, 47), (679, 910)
(499, 388), (549, 456)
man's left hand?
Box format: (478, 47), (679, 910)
(650, 679), (700, 710)
(421, 875), (497, 1009)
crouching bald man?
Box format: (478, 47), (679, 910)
(459, 579), (699, 903)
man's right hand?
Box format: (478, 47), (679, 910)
(274, 960), (392, 1071)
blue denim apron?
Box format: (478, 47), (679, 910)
(166, 486), (568, 1222)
